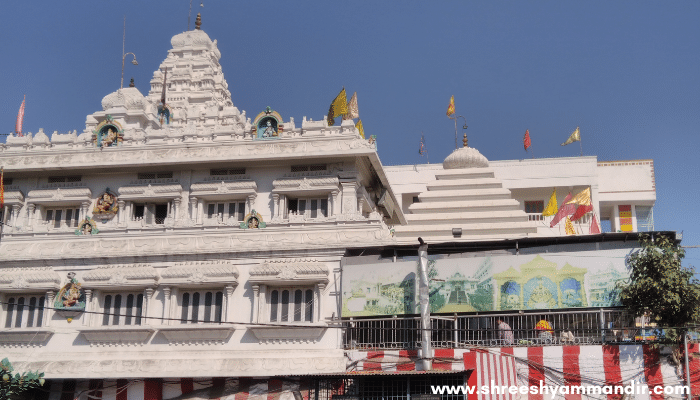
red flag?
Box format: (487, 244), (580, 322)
(589, 213), (601, 234)
(549, 192), (577, 228)
(15, 95), (25, 137)
(523, 129), (531, 150)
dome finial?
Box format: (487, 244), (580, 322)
(195, 13), (202, 30)
(463, 133), (468, 148)
(129, 77), (135, 88)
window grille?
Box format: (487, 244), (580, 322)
(102, 293), (144, 326)
(5, 296), (45, 328)
(269, 288), (314, 322)
(48, 175), (81, 183)
(210, 168), (246, 176)
(137, 171), (173, 180)
(180, 290), (224, 324)
(291, 164), (327, 172)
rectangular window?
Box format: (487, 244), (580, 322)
(636, 206), (654, 232)
(102, 293), (144, 326)
(4, 295), (45, 328)
(268, 287), (314, 323)
(206, 201), (246, 221)
(179, 290), (223, 324)
(525, 201), (544, 214)
(44, 207), (80, 228)
(525, 201), (545, 222)
(287, 197), (328, 219)
(132, 203), (168, 224)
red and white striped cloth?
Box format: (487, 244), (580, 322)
(38, 344), (700, 400)
(41, 378), (312, 400)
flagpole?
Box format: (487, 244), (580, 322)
(453, 116), (458, 149)
(579, 135), (583, 156)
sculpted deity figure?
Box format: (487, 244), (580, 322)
(262, 120), (276, 137)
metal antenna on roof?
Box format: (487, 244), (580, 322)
(188, 0), (192, 30)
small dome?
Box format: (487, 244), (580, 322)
(170, 29), (213, 49)
(443, 146), (489, 169)
(101, 87), (147, 111)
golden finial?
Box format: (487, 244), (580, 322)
(195, 13), (202, 30)
(463, 133), (468, 148)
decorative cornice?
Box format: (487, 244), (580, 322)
(82, 264), (158, 288)
(0, 328), (54, 347)
(78, 326), (155, 347)
(26, 187), (92, 203)
(0, 226), (395, 262)
(0, 267), (61, 290)
(118, 184), (183, 199)
(0, 138), (376, 173)
(160, 260), (239, 285)
(248, 324), (327, 344)
(249, 260), (329, 284)
(190, 180), (257, 197)
(158, 325), (234, 345)
(272, 176), (340, 194)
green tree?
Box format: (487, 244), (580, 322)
(618, 234), (700, 334)
(0, 358), (45, 399)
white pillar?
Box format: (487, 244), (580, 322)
(117, 200), (126, 225)
(83, 289), (93, 326)
(251, 285), (260, 323)
(224, 285), (235, 323)
(272, 194), (280, 218)
(162, 287), (172, 326)
(45, 290), (55, 327)
(315, 283), (326, 323)
(25, 203), (35, 231)
(144, 287), (155, 325)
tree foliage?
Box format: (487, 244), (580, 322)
(0, 358), (44, 399)
(619, 234), (700, 329)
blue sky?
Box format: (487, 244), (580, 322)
(1, 1), (698, 264)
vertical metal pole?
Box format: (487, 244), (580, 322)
(600, 309), (606, 343)
(685, 333), (691, 399)
(418, 241), (432, 370)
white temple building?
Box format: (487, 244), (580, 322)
(0, 15), (667, 400)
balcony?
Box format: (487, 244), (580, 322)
(343, 308), (679, 349)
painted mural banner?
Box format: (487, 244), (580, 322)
(342, 248), (633, 317)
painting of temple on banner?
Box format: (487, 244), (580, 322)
(341, 249), (630, 317)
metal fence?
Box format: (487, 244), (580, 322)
(343, 308), (681, 350)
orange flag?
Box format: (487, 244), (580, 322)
(446, 95), (455, 117)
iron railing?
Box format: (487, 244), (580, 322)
(343, 308), (688, 350)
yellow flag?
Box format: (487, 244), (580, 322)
(565, 216), (576, 235)
(565, 187), (591, 206)
(355, 119), (365, 139)
(332, 88), (348, 118)
(446, 95), (455, 117)
(542, 188), (558, 216)
(561, 127), (580, 146)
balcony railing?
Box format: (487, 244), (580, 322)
(343, 308), (686, 349)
